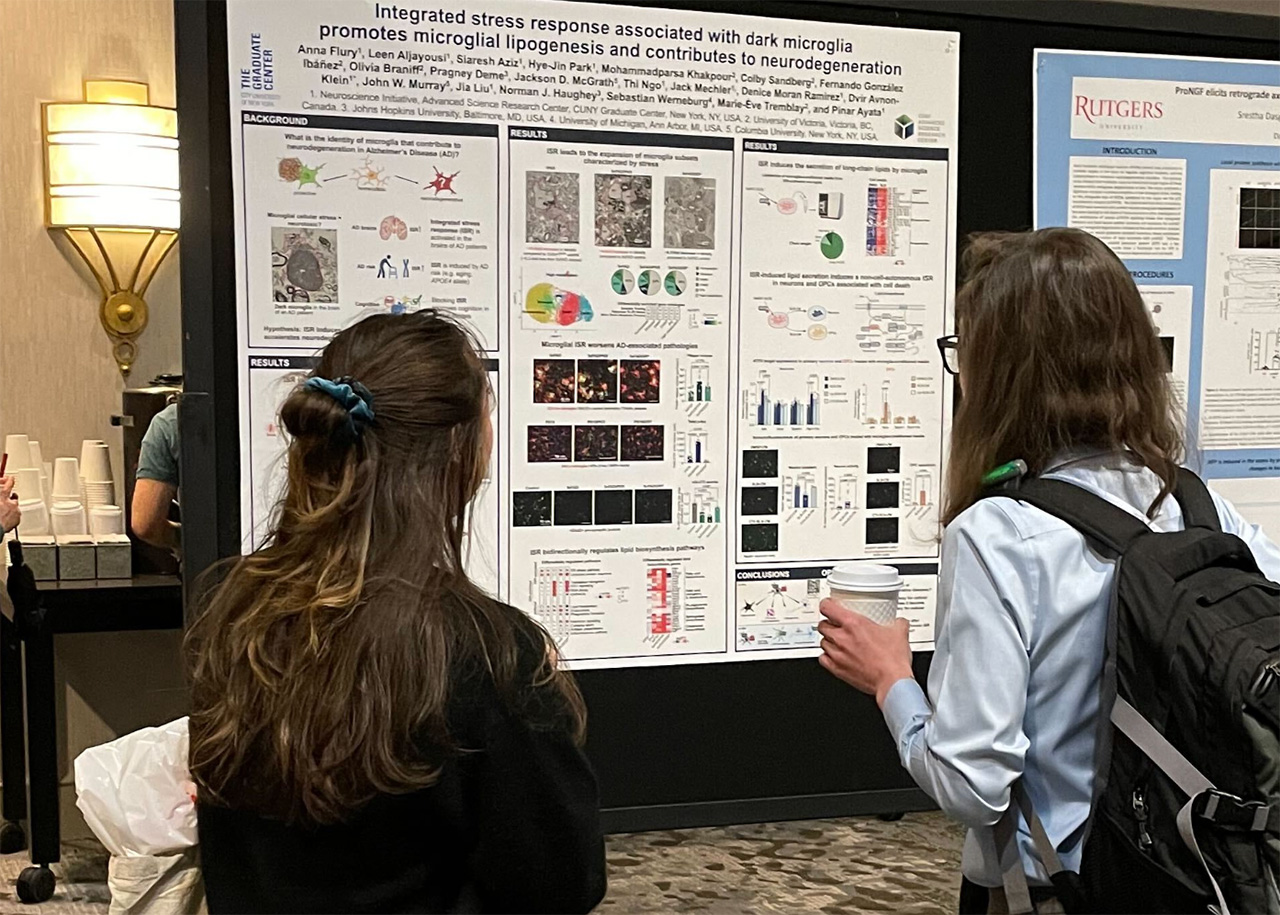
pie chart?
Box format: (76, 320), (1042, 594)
(820, 232), (844, 260)
(638, 269), (662, 296)
(664, 270), (687, 296)
(611, 268), (635, 294)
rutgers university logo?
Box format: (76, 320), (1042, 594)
(1074, 95), (1165, 125)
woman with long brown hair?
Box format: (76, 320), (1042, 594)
(814, 229), (1280, 912)
(187, 311), (605, 913)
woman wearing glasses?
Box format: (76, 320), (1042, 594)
(815, 228), (1280, 913)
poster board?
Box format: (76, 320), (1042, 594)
(180, 0), (1276, 830)
(1034, 50), (1280, 538)
(224, 0), (960, 668)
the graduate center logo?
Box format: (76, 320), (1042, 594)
(241, 33), (275, 91)
(894, 115), (915, 140)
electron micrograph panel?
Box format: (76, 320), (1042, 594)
(526, 171), (580, 244)
(271, 228), (338, 303)
(595, 174), (652, 248)
(663, 177), (716, 249)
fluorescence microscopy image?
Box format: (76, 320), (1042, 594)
(513, 491), (552, 527)
(526, 171), (580, 244)
(533, 360), (576, 403)
(634, 488), (673, 525)
(577, 359), (618, 403)
(663, 176), (716, 249)
(620, 360), (661, 403)
(620, 424), (665, 462)
(742, 449), (779, 479)
(593, 489), (633, 525)
(742, 522), (779, 553)
(595, 173), (652, 248)
(527, 425), (572, 463)
(554, 490), (593, 526)
(574, 425), (619, 462)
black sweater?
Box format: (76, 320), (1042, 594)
(196, 608), (606, 914)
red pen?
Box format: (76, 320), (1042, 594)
(0, 453), (8, 476)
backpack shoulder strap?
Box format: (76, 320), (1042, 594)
(983, 477), (1150, 558)
(1173, 468), (1222, 533)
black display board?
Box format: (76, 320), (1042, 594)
(174, 0), (1278, 832)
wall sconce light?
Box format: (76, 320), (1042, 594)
(43, 80), (180, 377)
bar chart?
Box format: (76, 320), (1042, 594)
(680, 360), (713, 402)
(680, 485), (722, 528)
(677, 429), (711, 465)
(783, 471), (818, 511)
(743, 370), (824, 427)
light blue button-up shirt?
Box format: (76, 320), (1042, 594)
(881, 453), (1280, 887)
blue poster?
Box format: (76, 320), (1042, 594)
(1034, 50), (1280, 504)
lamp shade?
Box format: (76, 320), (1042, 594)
(40, 79), (181, 377)
(43, 80), (179, 230)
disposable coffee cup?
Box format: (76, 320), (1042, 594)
(827, 562), (904, 626)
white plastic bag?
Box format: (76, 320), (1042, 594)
(107, 850), (206, 915)
(75, 718), (204, 914)
(74, 717), (197, 857)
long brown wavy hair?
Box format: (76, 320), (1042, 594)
(186, 311), (585, 825)
(942, 228), (1183, 525)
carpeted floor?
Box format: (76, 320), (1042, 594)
(0, 812), (964, 913)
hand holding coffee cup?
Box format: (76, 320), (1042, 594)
(818, 563), (915, 704)
(825, 562), (904, 624)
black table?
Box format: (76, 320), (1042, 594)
(1, 571), (183, 903)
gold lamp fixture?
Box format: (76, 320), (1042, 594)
(43, 80), (180, 377)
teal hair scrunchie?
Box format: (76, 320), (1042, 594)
(304, 376), (376, 440)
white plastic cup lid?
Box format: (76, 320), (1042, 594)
(827, 562), (904, 593)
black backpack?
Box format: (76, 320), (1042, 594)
(984, 468), (1280, 915)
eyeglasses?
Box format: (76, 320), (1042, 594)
(937, 335), (960, 376)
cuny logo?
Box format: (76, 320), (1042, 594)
(1074, 95), (1164, 125)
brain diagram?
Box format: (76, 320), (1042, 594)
(379, 215), (408, 241)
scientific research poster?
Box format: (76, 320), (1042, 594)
(1035, 51), (1280, 538)
(227, 0), (959, 668)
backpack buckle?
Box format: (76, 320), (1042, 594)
(1197, 790), (1274, 833)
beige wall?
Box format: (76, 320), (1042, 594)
(0, 0), (188, 836)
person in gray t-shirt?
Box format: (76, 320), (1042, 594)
(132, 402), (180, 552)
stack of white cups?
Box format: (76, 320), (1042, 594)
(18, 499), (49, 535)
(89, 505), (125, 536)
(28, 441), (50, 504)
(4, 434), (33, 472)
(4, 435), (49, 535)
(52, 458), (81, 502)
(80, 441), (115, 510)
(51, 501), (88, 537)
(12, 467), (44, 506)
